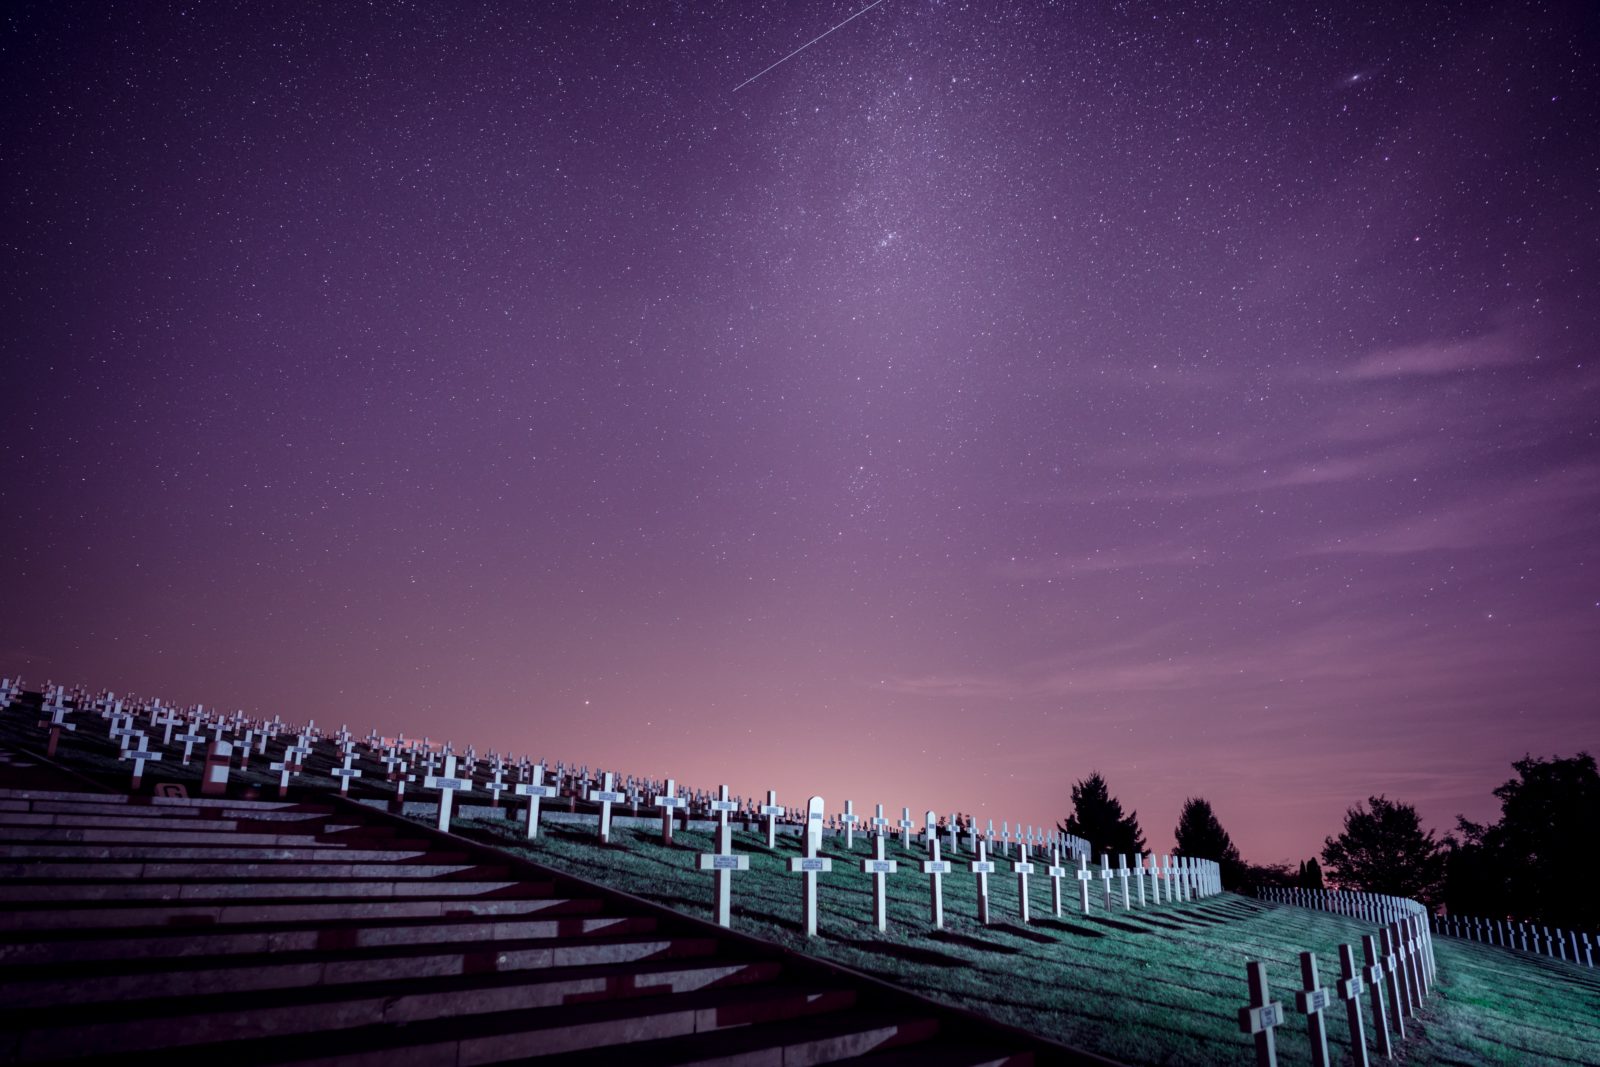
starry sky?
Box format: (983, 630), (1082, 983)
(3, 0), (1596, 862)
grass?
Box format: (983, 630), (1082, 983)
(5, 712), (1597, 1065)
(447, 813), (1600, 1066)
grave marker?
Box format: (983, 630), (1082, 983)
(1099, 854), (1117, 908)
(586, 771), (628, 844)
(921, 812), (950, 928)
(785, 796), (832, 936)
(422, 753), (473, 833)
(1336, 943), (1369, 1067)
(898, 806), (914, 849)
(653, 778), (686, 845)
(1294, 951), (1332, 1067)
(201, 739), (232, 796)
(970, 840), (995, 924)
(1378, 927), (1406, 1039)
(758, 789), (784, 848)
(1076, 854), (1095, 914)
(485, 763), (507, 809)
(1237, 960), (1285, 1067)
(330, 748), (362, 797)
(37, 695), (74, 757)
(1134, 852), (1147, 906)
(1047, 847), (1068, 917)
(514, 763), (558, 838)
(860, 833), (898, 931)
(1014, 843), (1035, 923)
(709, 783), (740, 837)
(1361, 933), (1393, 1058)
(1118, 854), (1132, 908)
(120, 737), (162, 790)
(696, 813), (748, 928)
(841, 799), (859, 850)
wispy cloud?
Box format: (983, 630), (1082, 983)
(1347, 327), (1527, 380)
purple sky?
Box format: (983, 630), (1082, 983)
(3, 1), (1596, 862)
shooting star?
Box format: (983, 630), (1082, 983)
(733, 0), (889, 92)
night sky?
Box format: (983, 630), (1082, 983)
(3, 1), (1596, 863)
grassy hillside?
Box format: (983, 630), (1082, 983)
(451, 814), (1600, 1066)
(3, 712), (1595, 1065)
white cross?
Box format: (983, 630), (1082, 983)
(758, 789), (784, 849)
(922, 834), (952, 928)
(1014, 843), (1035, 923)
(513, 763), (557, 837)
(1047, 847), (1068, 916)
(1295, 951), (1333, 1067)
(840, 800), (859, 850)
(485, 763), (508, 809)
(1360, 933), (1392, 1058)
(654, 778), (686, 844)
(268, 754), (297, 796)
(785, 796), (832, 937)
(1076, 854), (1095, 914)
(860, 832), (898, 932)
(422, 753), (473, 833)
(970, 840), (995, 925)
(945, 812), (959, 853)
(708, 783), (739, 837)
(898, 806), (914, 850)
(1117, 854), (1133, 908)
(587, 771), (627, 843)
(151, 705), (182, 746)
(1238, 960), (1286, 1066)
(870, 803), (890, 838)
(696, 809), (749, 928)
(1099, 854), (1117, 908)
(330, 749), (362, 796)
(1335, 943), (1370, 1067)
(120, 737), (163, 789)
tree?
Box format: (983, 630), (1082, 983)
(1296, 858), (1325, 890)
(1058, 771), (1146, 857)
(1173, 797), (1246, 890)
(1446, 753), (1599, 929)
(1321, 795), (1445, 906)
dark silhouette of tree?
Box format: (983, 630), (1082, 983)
(1173, 797), (1246, 890)
(1241, 861), (1296, 891)
(1296, 857), (1325, 889)
(1058, 771), (1146, 857)
(1446, 753), (1599, 929)
(1321, 795), (1445, 906)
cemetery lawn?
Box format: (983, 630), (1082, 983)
(452, 816), (1600, 1067)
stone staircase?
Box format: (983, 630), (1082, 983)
(0, 787), (1100, 1065)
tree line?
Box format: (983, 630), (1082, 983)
(1059, 752), (1598, 928)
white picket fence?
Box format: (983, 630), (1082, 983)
(1432, 911), (1594, 968)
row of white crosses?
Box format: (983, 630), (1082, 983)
(692, 791), (1222, 936)
(1242, 900), (1436, 1066)
(1432, 911), (1594, 968)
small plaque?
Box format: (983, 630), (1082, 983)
(759, 804), (784, 816)
(698, 854), (749, 870)
(922, 861), (951, 874)
(863, 860), (897, 873)
(790, 857), (832, 872)
(1337, 977), (1363, 1000)
(515, 784), (557, 797)
(589, 790), (627, 803)
(1014, 863), (1035, 874)
(710, 800), (739, 812)
(970, 862), (995, 873)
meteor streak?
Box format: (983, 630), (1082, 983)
(733, 0), (889, 92)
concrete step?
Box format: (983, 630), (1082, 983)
(0, 927), (704, 979)
(0, 895), (611, 934)
(854, 1043), (1038, 1066)
(3, 957), (793, 1058)
(0, 861), (499, 880)
(0, 843), (464, 862)
(0, 931), (725, 1006)
(526, 1009), (945, 1066)
(0, 789), (330, 812)
(55, 981), (864, 1066)
(0, 877), (532, 903)
(0, 826), (351, 846)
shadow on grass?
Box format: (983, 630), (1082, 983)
(1030, 918), (1106, 939)
(1084, 915), (1159, 935)
(990, 922), (1062, 945)
(927, 929), (1024, 955)
(829, 936), (966, 967)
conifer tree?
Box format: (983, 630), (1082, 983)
(1058, 771), (1146, 857)
(1173, 797), (1245, 889)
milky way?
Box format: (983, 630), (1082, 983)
(2, 0), (1596, 861)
